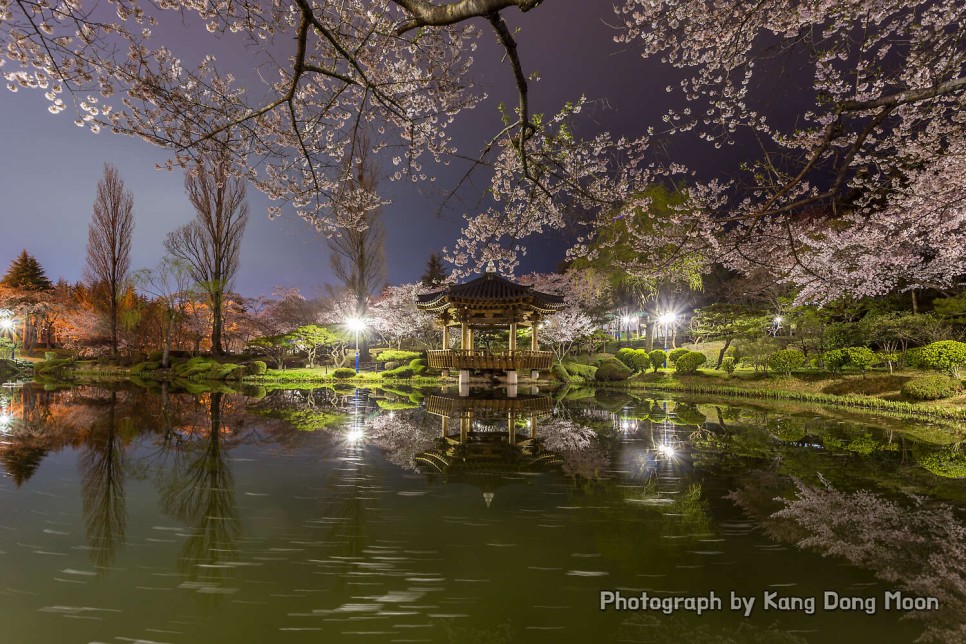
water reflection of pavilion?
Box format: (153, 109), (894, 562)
(414, 393), (562, 503)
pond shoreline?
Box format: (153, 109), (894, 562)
(24, 365), (966, 428)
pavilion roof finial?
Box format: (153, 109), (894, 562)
(485, 260), (496, 273)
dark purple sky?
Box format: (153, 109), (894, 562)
(0, 1), (699, 297)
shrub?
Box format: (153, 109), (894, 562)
(912, 340), (966, 378)
(595, 358), (632, 382)
(332, 367), (358, 379)
(667, 347), (690, 365)
(376, 350), (422, 363)
(767, 349), (806, 376)
(615, 347), (636, 367)
(721, 356), (736, 376)
(648, 349), (667, 372)
(823, 349), (848, 373)
(410, 358), (428, 376)
(564, 361), (598, 380)
(551, 363), (572, 382)
(901, 375), (962, 401)
(147, 351), (163, 362)
(628, 349), (651, 372)
(844, 346), (877, 375)
(130, 361), (161, 374)
(674, 351), (707, 375)
(247, 361), (268, 376)
(381, 366), (414, 379)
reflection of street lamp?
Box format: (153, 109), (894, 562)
(346, 317), (366, 373)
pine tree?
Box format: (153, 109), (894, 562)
(420, 253), (448, 288)
(1, 250), (53, 290)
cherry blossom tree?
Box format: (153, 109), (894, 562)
(517, 270), (606, 360)
(613, 0), (966, 302)
(368, 282), (439, 349)
(4, 1), (963, 301)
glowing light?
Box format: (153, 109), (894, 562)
(621, 315), (632, 325)
(658, 443), (676, 458)
(345, 427), (365, 444)
(0, 318), (13, 332)
(346, 317), (366, 332)
(0, 412), (11, 434)
(657, 313), (676, 325)
(774, 315), (783, 325)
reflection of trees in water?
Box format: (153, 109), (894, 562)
(79, 390), (128, 569)
(158, 392), (241, 586)
(729, 473), (966, 643)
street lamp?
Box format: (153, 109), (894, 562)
(772, 315), (784, 337)
(657, 312), (677, 351)
(346, 317), (366, 373)
(0, 315), (15, 360)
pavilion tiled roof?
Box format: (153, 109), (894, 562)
(416, 273), (565, 310)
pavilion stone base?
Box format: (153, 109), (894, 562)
(459, 370), (471, 386)
(441, 369), (450, 377)
(506, 370), (518, 385)
(531, 370), (540, 380)
(507, 384), (518, 398)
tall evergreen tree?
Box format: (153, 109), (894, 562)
(1, 250), (53, 290)
(420, 253), (448, 288)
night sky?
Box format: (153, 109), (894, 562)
(0, 1), (764, 296)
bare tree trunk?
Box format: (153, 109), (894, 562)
(716, 337), (732, 369)
(911, 289), (919, 314)
(211, 291), (224, 355)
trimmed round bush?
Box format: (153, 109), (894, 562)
(376, 350), (422, 363)
(843, 346), (877, 373)
(551, 363), (571, 382)
(615, 348), (636, 368)
(901, 375), (962, 401)
(648, 349), (667, 372)
(381, 366), (414, 379)
(823, 349), (848, 373)
(247, 361), (268, 376)
(911, 340), (966, 378)
(409, 358), (428, 375)
(721, 356), (736, 375)
(667, 347), (690, 365)
(628, 349), (651, 372)
(564, 361), (598, 380)
(674, 351), (707, 375)
(767, 349), (806, 376)
(332, 367), (358, 379)
(595, 358), (632, 381)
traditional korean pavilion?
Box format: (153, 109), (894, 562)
(415, 268), (565, 384)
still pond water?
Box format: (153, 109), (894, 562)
(0, 382), (964, 643)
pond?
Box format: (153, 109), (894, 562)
(0, 382), (964, 643)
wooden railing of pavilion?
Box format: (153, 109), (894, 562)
(426, 349), (554, 371)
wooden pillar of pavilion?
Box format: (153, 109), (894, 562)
(531, 317), (540, 351)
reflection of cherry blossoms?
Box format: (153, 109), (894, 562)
(366, 410), (437, 472)
(540, 419), (609, 480)
(731, 474), (966, 643)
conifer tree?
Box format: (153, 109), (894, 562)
(1, 250), (53, 291)
(420, 253), (448, 288)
